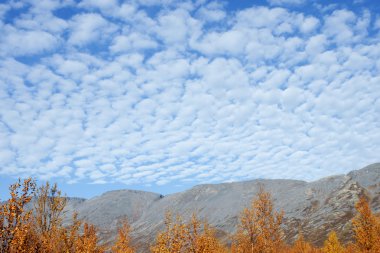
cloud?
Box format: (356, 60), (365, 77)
(110, 33), (158, 53)
(0, 29), (58, 56)
(196, 4), (226, 22)
(155, 9), (197, 45)
(0, 4), (10, 19)
(267, 0), (305, 6)
(68, 13), (116, 46)
(375, 16), (380, 30)
(299, 16), (320, 33)
(0, 0), (379, 191)
(323, 9), (370, 45)
(79, 0), (119, 10)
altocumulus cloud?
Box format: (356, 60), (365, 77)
(0, 0), (379, 189)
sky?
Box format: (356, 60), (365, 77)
(0, 0), (379, 200)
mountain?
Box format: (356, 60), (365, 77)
(63, 163), (380, 252)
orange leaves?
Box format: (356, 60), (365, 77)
(0, 178), (36, 252)
(75, 222), (104, 253)
(322, 231), (344, 253)
(1, 178), (105, 253)
(352, 196), (380, 252)
(151, 212), (190, 253)
(232, 187), (284, 253)
(112, 219), (135, 253)
(151, 212), (226, 253)
(33, 182), (67, 234)
(185, 214), (227, 253)
(288, 233), (318, 253)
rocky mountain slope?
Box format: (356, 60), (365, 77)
(63, 163), (380, 252)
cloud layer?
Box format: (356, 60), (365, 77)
(0, 0), (379, 188)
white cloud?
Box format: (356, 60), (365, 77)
(323, 10), (355, 43)
(0, 0), (379, 191)
(110, 33), (158, 53)
(191, 30), (247, 56)
(375, 17), (380, 30)
(14, 13), (68, 34)
(155, 9), (196, 45)
(267, 0), (305, 6)
(305, 34), (327, 56)
(195, 1), (226, 22)
(0, 4), (10, 19)
(281, 86), (307, 111)
(79, 0), (119, 10)
(68, 13), (116, 46)
(235, 7), (290, 29)
(299, 16), (320, 33)
(54, 58), (89, 80)
(0, 29), (58, 56)
(322, 9), (370, 45)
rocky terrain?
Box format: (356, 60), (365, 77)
(63, 163), (380, 252)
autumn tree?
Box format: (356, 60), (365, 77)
(352, 196), (380, 252)
(1, 178), (105, 253)
(59, 212), (82, 252)
(112, 218), (135, 253)
(322, 231), (344, 253)
(185, 214), (227, 253)
(75, 222), (104, 253)
(32, 181), (104, 253)
(32, 182), (68, 252)
(151, 212), (187, 253)
(288, 233), (319, 253)
(151, 212), (226, 253)
(33, 182), (67, 233)
(345, 243), (358, 253)
(0, 178), (36, 253)
(232, 187), (284, 253)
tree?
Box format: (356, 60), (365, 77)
(112, 218), (135, 253)
(185, 214), (227, 253)
(0, 178), (36, 253)
(232, 187), (284, 253)
(151, 211), (187, 253)
(322, 231), (345, 253)
(352, 196), (380, 252)
(60, 212), (82, 253)
(288, 233), (318, 253)
(1, 178), (105, 253)
(32, 182), (67, 252)
(33, 182), (66, 234)
(151, 212), (226, 253)
(75, 222), (104, 253)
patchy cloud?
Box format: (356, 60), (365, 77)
(0, 0), (379, 191)
(267, 0), (306, 6)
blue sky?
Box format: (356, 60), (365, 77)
(0, 0), (379, 200)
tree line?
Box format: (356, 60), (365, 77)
(1, 178), (380, 252)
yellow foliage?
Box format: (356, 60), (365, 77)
(151, 212), (227, 253)
(185, 214), (228, 253)
(112, 218), (135, 253)
(232, 187), (284, 253)
(0, 178), (36, 252)
(352, 196), (380, 252)
(1, 178), (105, 253)
(322, 231), (345, 253)
(151, 212), (187, 253)
(75, 222), (104, 253)
(288, 233), (318, 253)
